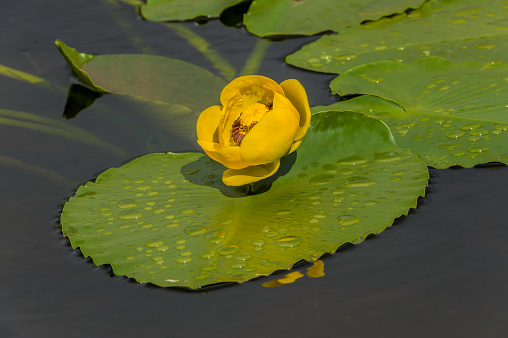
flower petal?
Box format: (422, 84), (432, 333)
(220, 75), (284, 108)
(222, 161), (280, 186)
(218, 91), (243, 147)
(280, 79), (311, 153)
(196, 105), (221, 143)
(272, 89), (300, 122)
(240, 107), (299, 166)
(197, 140), (247, 169)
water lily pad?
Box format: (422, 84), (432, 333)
(140, 0), (244, 21)
(245, 0), (425, 37)
(286, 0), (508, 73)
(61, 111), (428, 289)
(328, 57), (508, 168)
(55, 40), (226, 112)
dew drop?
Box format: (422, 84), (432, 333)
(265, 231), (280, 238)
(236, 253), (253, 261)
(445, 131), (465, 139)
(337, 215), (361, 225)
(156, 245), (170, 252)
(179, 209), (195, 215)
(436, 140), (460, 148)
(176, 257), (192, 264)
(344, 176), (377, 187)
(194, 272), (210, 280)
(322, 164), (338, 173)
(118, 211), (143, 220)
(275, 236), (302, 248)
(335, 54), (357, 61)
(398, 121), (417, 128)
(459, 122), (482, 130)
(309, 174), (334, 185)
(494, 125), (508, 131)
(451, 151), (466, 157)
(336, 155), (368, 165)
(184, 225), (207, 236)
(218, 218), (233, 224)
(200, 264), (218, 271)
(217, 245), (240, 255)
(308, 193), (322, 200)
(374, 151), (401, 162)
(183, 169), (199, 175)
(116, 199), (138, 209)
(332, 188), (346, 195)
(275, 209), (293, 216)
(332, 196), (345, 203)
(136, 184), (153, 191)
(467, 136), (481, 142)
(469, 128), (489, 136)
(467, 146), (490, 153)
(145, 240), (164, 248)
(198, 250), (216, 259)
(253, 240), (266, 246)
(338, 168), (354, 175)
(204, 230), (227, 244)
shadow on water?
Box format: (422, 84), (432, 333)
(63, 84), (104, 119)
(180, 151), (297, 197)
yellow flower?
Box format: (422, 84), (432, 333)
(196, 75), (311, 186)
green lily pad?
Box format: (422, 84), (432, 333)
(244, 0), (425, 37)
(327, 57), (508, 168)
(286, 0), (508, 74)
(61, 111), (428, 289)
(140, 0), (244, 22)
(55, 40), (226, 112)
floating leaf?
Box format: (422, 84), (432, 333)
(328, 57), (508, 168)
(55, 40), (226, 112)
(286, 0), (508, 74)
(245, 0), (425, 37)
(61, 111), (428, 289)
(140, 0), (244, 22)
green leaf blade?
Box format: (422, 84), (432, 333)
(327, 57), (508, 167)
(61, 111), (428, 289)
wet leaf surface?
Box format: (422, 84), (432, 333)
(286, 0), (508, 73)
(322, 57), (508, 168)
(61, 111), (428, 289)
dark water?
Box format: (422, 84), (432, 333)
(1, 1), (507, 337)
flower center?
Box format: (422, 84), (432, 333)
(231, 102), (272, 146)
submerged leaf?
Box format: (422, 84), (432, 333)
(0, 108), (125, 156)
(61, 111), (428, 289)
(245, 0), (425, 37)
(327, 57), (508, 168)
(287, 0), (508, 73)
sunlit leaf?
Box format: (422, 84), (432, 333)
(140, 0), (244, 22)
(61, 111), (428, 289)
(286, 0), (508, 73)
(327, 57), (508, 168)
(245, 0), (425, 37)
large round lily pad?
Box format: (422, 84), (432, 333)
(244, 0), (425, 37)
(286, 0), (508, 74)
(326, 57), (508, 168)
(60, 111), (428, 289)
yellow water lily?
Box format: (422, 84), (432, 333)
(197, 75), (311, 186)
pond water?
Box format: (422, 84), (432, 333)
(1, 1), (507, 337)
